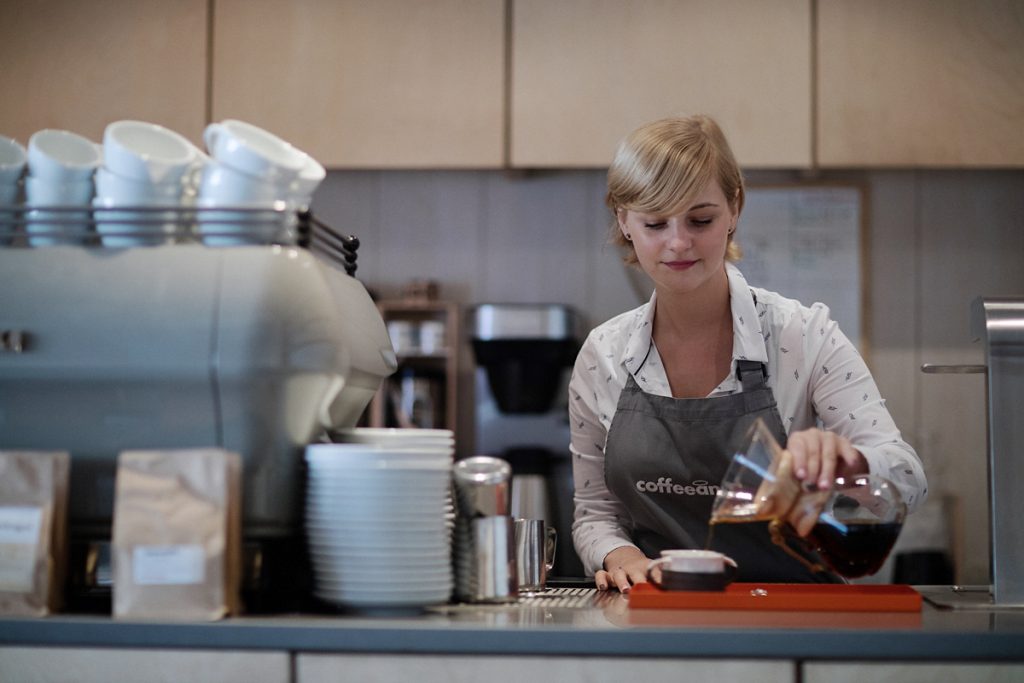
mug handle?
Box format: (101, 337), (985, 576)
(544, 526), (557, 571)
(722, 555), (739, 583)
(203, 123), (224, 157)
(645, 556), (669, 587)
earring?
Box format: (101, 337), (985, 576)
(625, 233), (632, 240)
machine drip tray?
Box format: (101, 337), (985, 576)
(919, 585), (1024, 610)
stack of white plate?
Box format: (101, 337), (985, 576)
(305, 429), (454, 610)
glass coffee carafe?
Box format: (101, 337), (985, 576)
(710, 418), (907, 579)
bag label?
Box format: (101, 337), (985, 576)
(0, 506), (43, 591)
(133, 545), (205, 586)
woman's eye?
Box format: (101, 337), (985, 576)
(643, 222), (667, 229)
(690, 218), (714, 227)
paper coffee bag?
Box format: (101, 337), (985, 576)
(0, 450), (70, 616)
(112, 449), (242, 620)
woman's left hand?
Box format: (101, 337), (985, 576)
(785, 427), (868, 491)
(783, 428), (868, 536)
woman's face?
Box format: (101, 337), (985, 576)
(617, 181), (737, 296)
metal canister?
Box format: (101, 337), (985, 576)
(452, 456), (517, 603)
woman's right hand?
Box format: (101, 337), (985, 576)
(595, 546), (651, 593)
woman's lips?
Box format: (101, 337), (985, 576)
(664, 260), (698, 270)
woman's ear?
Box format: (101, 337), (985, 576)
(616, 208), (631, 240)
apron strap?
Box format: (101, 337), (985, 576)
(736, 359), (768, 393)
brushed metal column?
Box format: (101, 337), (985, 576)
(972, 297), (1024, 606)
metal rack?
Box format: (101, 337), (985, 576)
(0, 203), (359, 276)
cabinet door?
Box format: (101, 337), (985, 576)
(510, 0), (812, 168)
(0, 647), (290, 683)
(0, 0), (208, 145)
(212, 0), (506, 169)
(817, 0), (1024, 167)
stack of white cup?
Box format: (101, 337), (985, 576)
(0, 135), (27, 245)
(24, 129), (101, 246)
(197, 119), (325, 246)
(93, 120), (199, 247)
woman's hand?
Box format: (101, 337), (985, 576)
(786, 427), (868, 489)
(595, 546), (650, 593)
(785, 428), (868, 535)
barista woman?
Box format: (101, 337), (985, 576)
(569, 115), (927, 592)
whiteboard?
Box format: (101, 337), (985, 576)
(739, 185), (865, 349)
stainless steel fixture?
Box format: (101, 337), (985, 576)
(922, 296), (1024, 608)
(452, 456), (517, 603)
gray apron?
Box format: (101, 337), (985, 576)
(604, 359), (839, 583)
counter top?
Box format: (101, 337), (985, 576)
(3, 587), (1024, 662)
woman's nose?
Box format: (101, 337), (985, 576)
(667, 224), (692, 249)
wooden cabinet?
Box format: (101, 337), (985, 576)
(509, 0), (813, 168)
(804, 662), (1024, 683)
(0, 0), (208, 145)
(0, 647), (289, 683)
(297, 654), (794, 683)
(817, 0), (1024, 167)
(211, 0), (506, 169)
(368, 299), (459, 433)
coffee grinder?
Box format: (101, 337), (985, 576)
(469, 303), (583, 576)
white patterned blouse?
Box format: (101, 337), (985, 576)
(568, 262), (927, 575)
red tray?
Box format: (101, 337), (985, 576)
(629, 582), (921, 612)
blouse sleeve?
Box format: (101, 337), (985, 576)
(568, 336), (639, 575)
(799, 303), (929, 513)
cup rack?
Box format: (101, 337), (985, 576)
(0, 203), (359, 276)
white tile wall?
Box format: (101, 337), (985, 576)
(312, 168), (1024, 585)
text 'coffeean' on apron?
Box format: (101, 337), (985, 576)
(604, 360), (839, 583)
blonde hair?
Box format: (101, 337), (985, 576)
(606, 115), (744, 264)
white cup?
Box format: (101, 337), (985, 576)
(0, 182), (18, 206)
(92, 197), (177, 247)
(0, 135), (28, 185)
(203, 119), (305, 185)
(103, 120), (196, 185)
(25, 175), (94, 207)
(27, 129), (101, 182)
(25, 175), (94, 246)
(387, 320), (419, 354)
(649, 549), (737, 574)
(198, 161), (282, 205)
(95, 166), (184, 204)
(0, 181), (19, 246)
(419, 321), (446, 354)
(291, 150), (326, 206)
(194, 197), (295, 246)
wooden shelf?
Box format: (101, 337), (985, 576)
(367, 300), (459, 433)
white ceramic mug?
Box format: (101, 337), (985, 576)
(27, 129), (101, 182)
(95, 167), (184, 204)
(25, 175), (94, 246)
(646, 549), (738, 591)
(92, 199), (178, 247)
(194, 198), (295, 246)
(291, 150), (326, 206)
(0, 135), (28, 185)
(197, 161), (282, 205)
(203, 119), (305, 185)
(103, 120), (196, 185)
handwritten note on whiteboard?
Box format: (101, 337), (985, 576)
(739, 186), (864, 349)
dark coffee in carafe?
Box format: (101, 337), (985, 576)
(808, 520), (902, 578)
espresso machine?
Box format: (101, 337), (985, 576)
(0, 215), (397, 611)
(469, 303), (584, 577)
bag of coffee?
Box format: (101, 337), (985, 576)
(0, 450), (70, 616)
(112, 448), (242, 620)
